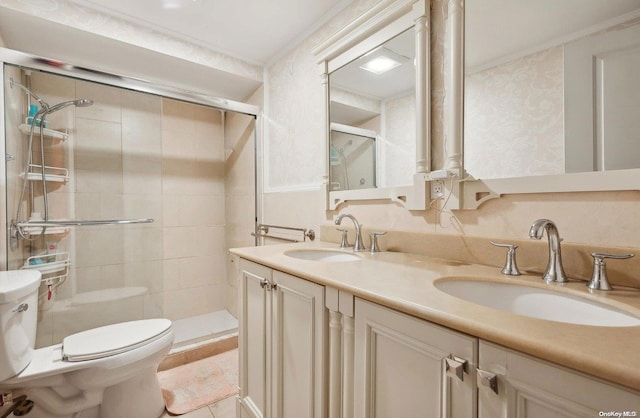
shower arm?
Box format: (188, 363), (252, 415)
(10, 78), (50, 111)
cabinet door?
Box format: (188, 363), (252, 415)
(479, 340), (640, 418)
(354, 299), (477, 418)
(271, 271), (327, 418)
(238, 260), (272, 418)
(271, 271), (326, 418)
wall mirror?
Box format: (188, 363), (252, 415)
(314, 0), (431, 210)
(459, 0), (640, 206)
(329, 27), (414, 192)
(330, 122), (378, 191)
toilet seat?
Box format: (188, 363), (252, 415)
(62, 319), (172, 362)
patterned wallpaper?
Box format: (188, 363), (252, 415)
(264, 0), (445, 191)
(382, 93), (415, 187)
(464, 45), (564, 179)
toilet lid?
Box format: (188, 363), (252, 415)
(62, 319), (172, 362)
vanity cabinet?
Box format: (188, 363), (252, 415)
(478, 341), (640, 417)
(237, 259), (326, 418)
(353, 298), (478, 418)
(236, 256), (640, 418)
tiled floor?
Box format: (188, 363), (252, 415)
(160, 395), (236, 418)
(159, 312), (238, 418)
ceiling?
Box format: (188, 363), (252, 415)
(0, 0), (353, 100)
(67, 0), (354, 66)
(331, 27), (415, 101)
(466, 0), (640, 72)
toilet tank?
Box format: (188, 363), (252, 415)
(0, 270), (41, 381)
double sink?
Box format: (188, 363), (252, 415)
(284, 248), (640, 328)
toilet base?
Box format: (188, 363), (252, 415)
(101, 366), (166, 418)
(0, 368), (166, 418)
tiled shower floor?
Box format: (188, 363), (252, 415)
(171, 310), (238, 349)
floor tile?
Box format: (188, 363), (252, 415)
(160, 406), (214, 417)
(209, 396), (237, 418)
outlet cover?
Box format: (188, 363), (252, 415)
(430, 180), (444, 199)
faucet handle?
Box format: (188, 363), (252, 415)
(369, 231), (387, 253)
(337, 228), (350, 249)
(490, 241), (521, 276)
(587, 252), (634, 291)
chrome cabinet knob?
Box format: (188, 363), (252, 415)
(476, 368), (499, 395)
(445, 354), (468, 382)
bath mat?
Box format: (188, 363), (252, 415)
(158, 348), (238, 415)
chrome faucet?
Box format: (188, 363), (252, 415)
(529, 219), (568, 283)
(335, 214), (366, 252)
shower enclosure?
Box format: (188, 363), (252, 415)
(1, 51), (259, 348)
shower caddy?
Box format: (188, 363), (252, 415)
(9, 73), (153, 303)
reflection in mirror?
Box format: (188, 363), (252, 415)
(330, 123), (376, 191)
(329, 28), (415, 189)
(464, 0), (640, 180)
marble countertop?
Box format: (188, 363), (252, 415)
(230, 240), (640, 392)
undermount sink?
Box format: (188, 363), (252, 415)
(284, 249), (361, 262)
(435, 279), (640, 327)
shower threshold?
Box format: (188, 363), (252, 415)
(170, 310), (238, 352)
(161, 310), (238, 371)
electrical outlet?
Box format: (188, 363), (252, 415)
(430, 180), (445, 199)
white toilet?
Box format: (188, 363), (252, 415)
(0, 270), (174, 418)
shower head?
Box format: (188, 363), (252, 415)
(75, 99), (94, 107)
(45, 99), (94, 114)
(9, 78), (94, 114)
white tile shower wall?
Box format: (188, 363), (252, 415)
(9, 72), (233, 346)
(161, 98), (228, 320)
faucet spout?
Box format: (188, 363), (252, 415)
(335, 214), (366, 252)
(529, 219), (568, 283)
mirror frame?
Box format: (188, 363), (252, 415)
(313, 0), (432, 210)
(453, 0), (640, 210)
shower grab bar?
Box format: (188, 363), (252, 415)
(253, 223), (316, 243)
(16, 218), (154, 228)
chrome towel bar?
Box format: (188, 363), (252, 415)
(253, 223), (315, 244)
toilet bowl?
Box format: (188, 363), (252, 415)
(0, 270), (174, 418)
